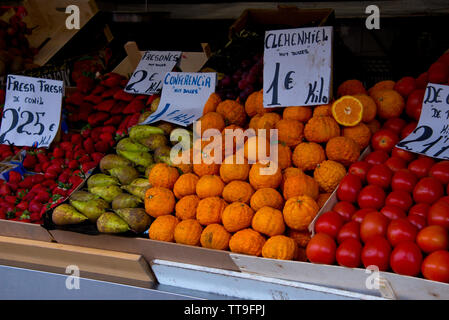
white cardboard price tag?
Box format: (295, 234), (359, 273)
(263, 26), (333, 108)
(142, 72), (216, 126)
(124, 50), (182, 95)
(0, 75), (63, 148)
(396, 83), (449, 160)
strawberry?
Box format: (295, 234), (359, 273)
(68, 159), (79, 170)
(9, 171), (22, 184)
(58, 172), (70, 184)
(69, 175), (84, 188)
(0, 184), (11, 196)
(101, 125), (117, 135)
(94, 141), (110, 153)
(59, 141), (73, 152)
(103, 115), (122, 126)
(81, 126), (92, 138)
(81, 161), (96, 173)
(95, 99), (115, 112)
(113, 89), (134, 102)
(18, 176), (34, 189)
(34, 191), (50, 203)
(28, 200), (43, 213)
(23, 153), (37, 169)
(5, 195), (17, 205)
(126, 112), (141, 129)
(83, 137), (95, 154)
(101, 86), (121, 98)
(102, 73), (122, 88)
(76, 75), (95, 94)
(99, 132), (113, 142)
(7, 182), (18, 192)
(91, 85), (106, 95)
(74, 149), (87, 160)
(31, 174), (45, 184)
(44, 171), (57, 180)
(91, 152), (104, 164)
(78, 154), (91, 164)
(16, 201), (28, 211)
(88, 112), (109, 127)
(109, 101), (127, 114)
(52, 147), (64, 158)
(30, 212), (40, 222)
(71, 133), (83, 146)
(84, 94), (103, 105)
(46, 163), (63, 174)
(123, 99), (145, 114)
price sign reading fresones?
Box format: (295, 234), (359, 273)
(396, 83), (449, 160)
(142, 72), (216, 126)
(0, 75), (63, 148)
(124, 51), (182, 95)
(263, 26), (333, 108)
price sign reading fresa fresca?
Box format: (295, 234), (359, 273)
(263, 26), (333, 108)
(396, 83), (449, 159)
(0, 75), (63, 148)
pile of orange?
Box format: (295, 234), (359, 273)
(143, 79), (405, 261)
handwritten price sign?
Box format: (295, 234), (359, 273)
(396, 83), (449, 159)
(124, 51), (182, 95)
(263, 26), (333, 108)
(142, 72), (216, 126)
(0, 75), (63, 148)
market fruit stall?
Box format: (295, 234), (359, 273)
(1, 3), (449, 300)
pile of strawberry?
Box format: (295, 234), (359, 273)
(0, 72), (157, 224)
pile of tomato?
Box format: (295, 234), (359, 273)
(308, 117), (449, 284)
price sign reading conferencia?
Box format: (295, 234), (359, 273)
(396, 83), (449, 160)
(263, 26), (333, 108)
(124, 50), (182, 95)
(142, 72), (216, 127)
(0, 75), (63, 148)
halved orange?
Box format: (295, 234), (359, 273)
(331, 95), (363, 127)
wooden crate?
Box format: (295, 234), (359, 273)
(22, 0), (99, 67)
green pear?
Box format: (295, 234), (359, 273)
(70, 199), (109, 223)
(96, 212), (130, 234)
(121, 185), (148, 201)
(144, 164), (156, 178)
(153, 145), (172, 165)
(99, 154), (133, 173)
(116, 137), (149, 153)
(129, 124), (165, 142)
(114, 208), (152, 233)
(89, 185), (123, 202)
(87, 174), (120, 190)
(52, 204), (88, 225)
(130, 178), (151, 188)
(108, 166), (140, 185)
(111, 193), (142, 210)
(116, 149), (154, 168)
(138, 134), (168, 151)
(69, 190), (99, 202)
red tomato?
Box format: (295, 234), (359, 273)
(364, 150), (390, 165)
(408, 203), (431, 218)
(428, 61), (449, 84)
(393, 76), (416, 98)
(336, 174), (362, 203)
(415, 72), (428, 90)
(348, 161), (372, 183)
(440, 196), (449, 205)
(380, 205), (407, 220)
(332, 201), (357, 222)
(387, 218), (418, 246)
(416, 225), (449, 253)
(360, 211), (390, 243)
(361, 236), (392, 271)
(366, 164), (393, 189)
(405, 89), (425, 121)
(352, 208), (378, 224)
(306, 233), (337, 265)
(408, 157), (436, 179)
(408, 214), (427, 231)
(337, 220), (361, 244)
(391, 169), (418, 193)
(357, 185), (386, 210)
(429, 161), (449, 185)
(314, 211), (344, 239)
(336, 239), (363, 268)
(413, 177), (444, 204)
(371, 129), (399, 152)
(382, 118), (407, 135)
(391, 147), (417, 163)
(400, 121), (418, 140)
(421, 250), (449, 283)
(427, 200), (449, 230)
(385, 190), (413, 211)
(384, 157), (407, 173)
(390, 241), (423, 276)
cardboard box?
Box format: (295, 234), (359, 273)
(229, 5), (335, 40)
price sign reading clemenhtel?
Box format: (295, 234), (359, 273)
(263, 26), (333, 108)
(396, 83), (449, 160)
(0, 75), (63, 148)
